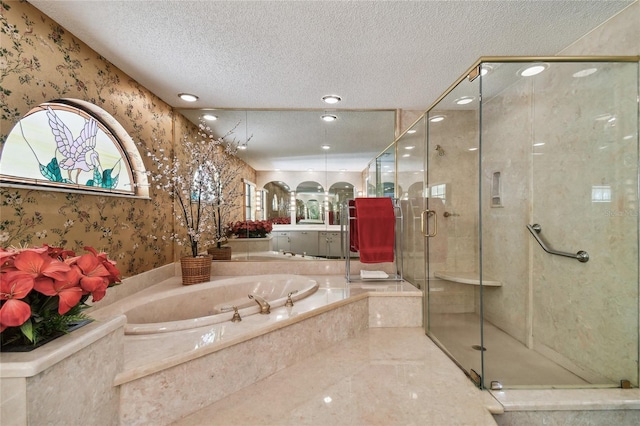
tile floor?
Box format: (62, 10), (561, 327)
(172, 327), (497, 425)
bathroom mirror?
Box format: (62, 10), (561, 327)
(327, 182), (355, 226)
(377, 147), (396, 198)
(263, 181), (292, 222)
(295, 181), (324, 224)
(175, 108), (396, 260)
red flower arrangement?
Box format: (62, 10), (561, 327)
(0, 245), (121, 349)
(228, 220), (273, 238)
(269, 217), (291, 225)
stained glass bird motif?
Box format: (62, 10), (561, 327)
(46, 107), (101, 184)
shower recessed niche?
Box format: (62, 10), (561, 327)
(491, 171), (502, 208)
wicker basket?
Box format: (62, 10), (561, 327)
(180, 255), (213, 285)
(207, 246), (232, 261)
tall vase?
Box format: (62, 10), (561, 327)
(180, 255), (213, 285)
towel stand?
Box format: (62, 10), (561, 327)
(341, 198), (404, 282)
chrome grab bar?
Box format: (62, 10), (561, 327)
(526, 224), (589, 263)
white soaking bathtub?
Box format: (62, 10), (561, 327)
(121, 274), (319, 335)
(230, 250), (320, 261)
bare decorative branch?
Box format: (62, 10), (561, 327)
(141, 121), (244, 257)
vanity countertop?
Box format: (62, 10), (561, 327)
(272, 224), (343, 232)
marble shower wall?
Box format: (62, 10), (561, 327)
(479, 75), (534, 346)
(479, 60), (638, 385)
(427, 110), (480, 277)
(528, 61), (638, 384)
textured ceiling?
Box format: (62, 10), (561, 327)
(28, 0), (634, 171)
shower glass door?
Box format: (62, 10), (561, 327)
(425, 71), (482, 383)
(479, 59), (639, 388)
(397, 116), (427, 290)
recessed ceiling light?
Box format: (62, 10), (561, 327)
(455, 96), (475, 105)
(321, 114), (337, 122)
(573, 68), (598, 78)
(405, 145), (415, 150)
(468, 147), (478, 151)
(533, 142), (545, 147)
(322, 95), (342, 104)
(202, 114), (218, 121)
(480, 65), (493, 76)
(178, 93), (199, 102)
(402, 153), (411, 158)
(321, 144), (331, 150)
(518, 64), (548, 77)
(407, 129), (417, 134)
(429, 115), (445, 122)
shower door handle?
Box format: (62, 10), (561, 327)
(421, 210), (437, 237)
(527, 224), (589, 263)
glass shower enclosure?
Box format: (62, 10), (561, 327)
(396, 56), (639, 389)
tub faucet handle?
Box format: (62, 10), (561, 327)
(221, 305), (242, 322)
(285, 290), (299, 307)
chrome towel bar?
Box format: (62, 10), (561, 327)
(527, 224), (589, 263)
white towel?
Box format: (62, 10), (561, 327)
(360, 270), (389, 279)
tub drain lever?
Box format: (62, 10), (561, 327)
(285, 290), (299, 307)
(221, 305), (242, 322)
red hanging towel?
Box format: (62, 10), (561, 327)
(354, 197), (395, 263)
(349, 199), (358, 252)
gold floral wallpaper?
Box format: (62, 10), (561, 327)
(0, 1), (255, 277)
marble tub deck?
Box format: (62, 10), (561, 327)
(96, 273), (496, 425)
(90, 275), (421, 383)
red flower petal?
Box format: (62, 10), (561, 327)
(56, 286), (83, 315)
(13, 250), (70, 281)
(75, 254), (109, 278)
(80, 275), (107, 293)
(90, 283), (108, 303)
(0, 271), (35, 300)
(33, 276), (57, 296)
(0, 298), (32, 328)
(83, 246), (98, 256)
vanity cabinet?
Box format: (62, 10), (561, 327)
(289, 231), (319, 255)
(272, 231), (291, 252)
(271, 227), (349, 257)
(272, 230), (319, 255)
(318, 231), (343, 258)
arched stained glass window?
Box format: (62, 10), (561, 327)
(1, 99), (148, 197)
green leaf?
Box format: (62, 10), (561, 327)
(40, 157), (63, 182)
(101, 168), (120, 189)
(91, 168), (102, 187)
(102, 168), (113, 188)
(20, 319), (34, 343)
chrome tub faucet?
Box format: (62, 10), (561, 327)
(248, 294), (271, 314)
